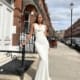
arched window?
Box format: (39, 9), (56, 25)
(24, 11), (30, 34)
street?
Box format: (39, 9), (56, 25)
(0, 42), (80, 80)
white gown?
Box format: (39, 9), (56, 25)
(34, 23), (51, 80)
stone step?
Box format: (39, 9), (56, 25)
(0, 56), (12, 67)
(0, 53), (7, 59)
(16, 53), (39, 58)
(0, 75), (20, 80)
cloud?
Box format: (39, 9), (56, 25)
(46, 0), (80, 8)
(46, 0), (80, 31)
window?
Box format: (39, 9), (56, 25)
(4, 8), (12, 41)
(24, 12), (30, 33)
(0, 4), (3, 40)
(5, 0), (12, 4)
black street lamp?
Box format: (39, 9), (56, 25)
(70, 2), (74, 46)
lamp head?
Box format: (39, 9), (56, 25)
(70, 3), (74, 9)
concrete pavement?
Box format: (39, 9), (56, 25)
(49, 42), (80, 80)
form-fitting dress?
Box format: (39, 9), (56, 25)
(34, 23), (51, 80)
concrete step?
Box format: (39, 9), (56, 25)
(17, 53), (39, 58)
(0, 56), (12, 67)
(0, 75), (20, 80)
(0, 53), (7, 59)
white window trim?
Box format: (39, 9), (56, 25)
(0, 1), (13, 46)
(0, 0), (14, 10)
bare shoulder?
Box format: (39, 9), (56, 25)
(31, 23), (36, 27)
(32, 23), (37, 27)
(43, 24), (47, 28)
(31, 23), (37, 30)
(33, 23), (37, 26)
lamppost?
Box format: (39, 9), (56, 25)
(70, 2), (74, 46)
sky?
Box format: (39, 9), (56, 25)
(45, 0), (80, 31)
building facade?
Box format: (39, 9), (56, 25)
(56, 30), (65, 40)
(64, 19), (80, 38)
(0, 0), (54, 52)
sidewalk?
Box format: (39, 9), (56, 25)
(49, 42), (80, 80)
(0, 42), (80, 80)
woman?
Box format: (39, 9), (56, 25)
(21, 14), (51, 80)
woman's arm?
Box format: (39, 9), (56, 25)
(26, 24), (34, 43)
(21, 24), (34, 46)
(45, 25), (49, 37)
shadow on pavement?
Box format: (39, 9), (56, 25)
(0, 59), (33, 76)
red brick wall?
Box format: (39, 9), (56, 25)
(12, 0), (22, 45)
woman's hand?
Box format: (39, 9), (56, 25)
(20, 41), (27, 48)
(27, 34), (32, 39)
(20, 34), (32, 48)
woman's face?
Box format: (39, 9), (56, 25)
(37, 14), (43, 24)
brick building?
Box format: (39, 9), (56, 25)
(64, 19), (80, 38)
(0, 0), (54, 51)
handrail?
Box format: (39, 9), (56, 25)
(0, 50), (35, 53)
